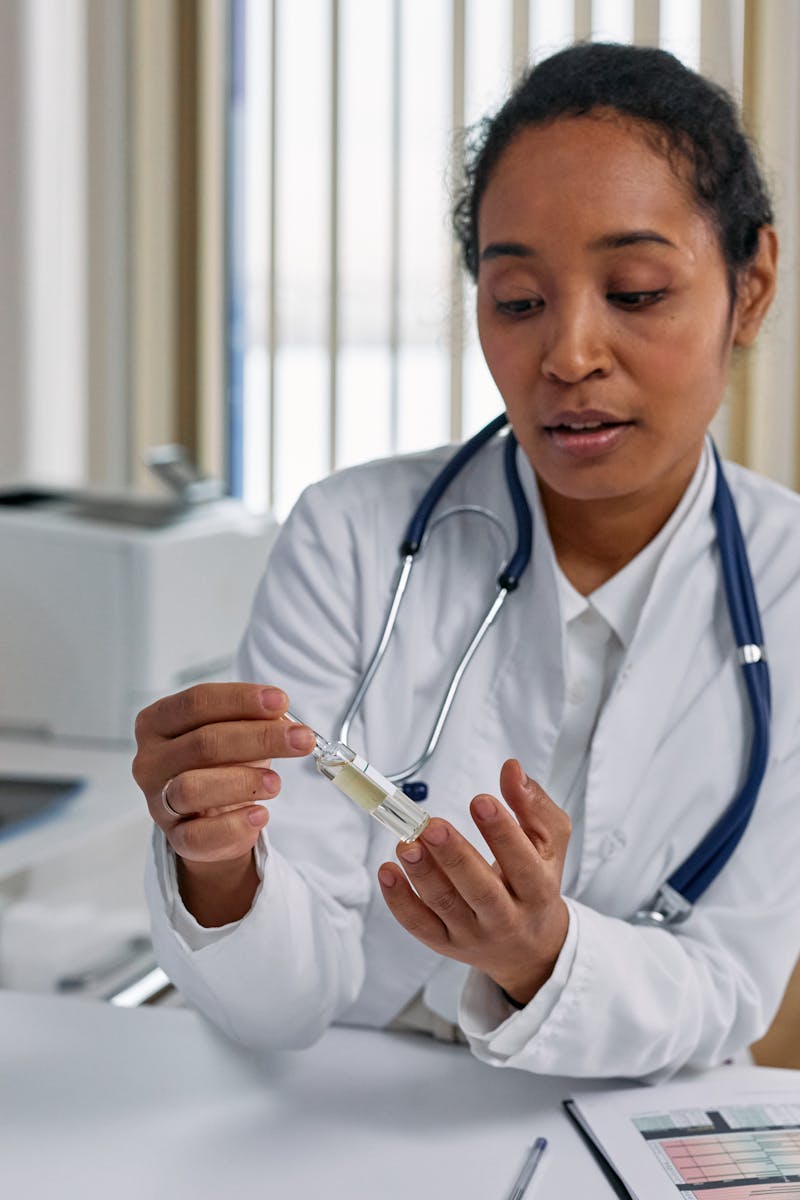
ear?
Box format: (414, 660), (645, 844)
(732, 225), (778, 347)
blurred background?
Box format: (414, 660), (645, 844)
(0, 0), (798, 1012)
(3, 0), (799, 516)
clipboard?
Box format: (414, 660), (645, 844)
(562, 1066), (800, 1200)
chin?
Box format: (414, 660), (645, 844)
(546, 478), (636, 504)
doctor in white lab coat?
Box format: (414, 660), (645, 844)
(135, 43), (800, 1081)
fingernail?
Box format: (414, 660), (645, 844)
(400, 843), (423, 863)
(288, 724), (315, 751)
(248, 806), (268, 827)
(260, 687), (286, 712)
(474, 796), (496, 820)
(512, 759), (527, 786)
(421, 822), (447, 846)
(378, 868), (396, 888)
(262, 771), (279, 795)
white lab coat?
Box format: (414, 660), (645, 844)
(146, 435), (800, 1081)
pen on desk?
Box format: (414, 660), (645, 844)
(506, 1136), (547, 1200)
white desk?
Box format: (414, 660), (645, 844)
(0, 990), (618, 1199)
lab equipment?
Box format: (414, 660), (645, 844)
(286, 710), (430, 841)
(506, 1136), (547, 1200)
(0, 482), (277, 743)
(337, 414), (770, 925)
(0, 774), (84, 837)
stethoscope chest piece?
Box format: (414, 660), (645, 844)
(401, 781), (429, 802)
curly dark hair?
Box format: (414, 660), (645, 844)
(453, 42), (773, 298)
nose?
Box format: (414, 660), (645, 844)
(539, 296), (612, 385)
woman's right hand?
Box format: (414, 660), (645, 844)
(132, 683), (316, 926)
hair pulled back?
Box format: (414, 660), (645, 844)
(453, 42), (773, 292)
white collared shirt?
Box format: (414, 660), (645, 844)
(549, 445), (710, 895)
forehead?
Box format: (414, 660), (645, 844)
(478, 113), (710, 249)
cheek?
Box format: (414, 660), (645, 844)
(477, 313), (530, 393)
(647, 324), (729, 403)
(477, 329), (510, 396)
(635, 317), (730, 418)
(476, 303), (499, 365)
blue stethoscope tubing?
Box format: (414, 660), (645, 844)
(400, 411), (533, 589)
(667, 442), (771, 906)
(341, 413), (770, 925)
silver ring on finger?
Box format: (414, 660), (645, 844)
(161, 778), (181, 820)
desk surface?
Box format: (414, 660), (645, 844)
(1, 990), (618, 1200)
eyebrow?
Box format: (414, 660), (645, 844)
(480, 230), (677, 261)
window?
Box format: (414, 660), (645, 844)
(229, 0), (708, 519)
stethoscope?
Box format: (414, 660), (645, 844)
(338, 413), (771, 928)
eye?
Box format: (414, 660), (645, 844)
(607, 289), (667, 309)
(494, 297), (543, 318)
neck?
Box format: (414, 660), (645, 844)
(538, 454), (702, 596)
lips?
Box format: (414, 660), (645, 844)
(543, 409), (632, 432)
(542, 410), (635, 459)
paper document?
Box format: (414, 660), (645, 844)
(565, 1065), (800, 1200)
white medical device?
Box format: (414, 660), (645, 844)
(0, 480), (278, 745)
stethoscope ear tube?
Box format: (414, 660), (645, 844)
(658, 444), (770, 909)
(340, 414), (534, 781)
(498, 429), (533, 590)
(338, 554), (415, 748)
(400, 413), (509, 555)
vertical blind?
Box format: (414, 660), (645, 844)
(230, 0), (738, 519)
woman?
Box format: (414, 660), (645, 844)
(134, 42), (800, 1081)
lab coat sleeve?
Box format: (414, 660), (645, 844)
(457, 738), (800, 1082)
(459, 901), (579, 1040)
(156, 829), (271, 952)
(145, 827), (366, 1049)
(145, 475), (377, 1050)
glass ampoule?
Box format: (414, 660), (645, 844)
(286, 712), (429, 842)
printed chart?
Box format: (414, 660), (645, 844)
(633, 1103), (800, 1198)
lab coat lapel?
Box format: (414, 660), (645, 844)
(573, 457), (720, 896)
(495, 448), (565, 785)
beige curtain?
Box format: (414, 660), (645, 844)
(129, 0), (226, 489)
(729, 0), (800, 491)
(736, 0), (800, 1065)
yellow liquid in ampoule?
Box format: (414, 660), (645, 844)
(315, 745), (429, 840)
(324, 761), (387, 813)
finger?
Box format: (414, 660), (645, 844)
(499, 759), (572, 859)
(469, 792), (552, 905)
(377, 863), (451, 950)
(168, 805), (269, 864)
(152, 765), (282, 823)
(411, 819), (513, 929)
(157, 717), (316, 781)
(136, 682), (289, 741)
(394, 832), (477, 932)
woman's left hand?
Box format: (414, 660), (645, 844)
(377, 758), (571, 1006)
